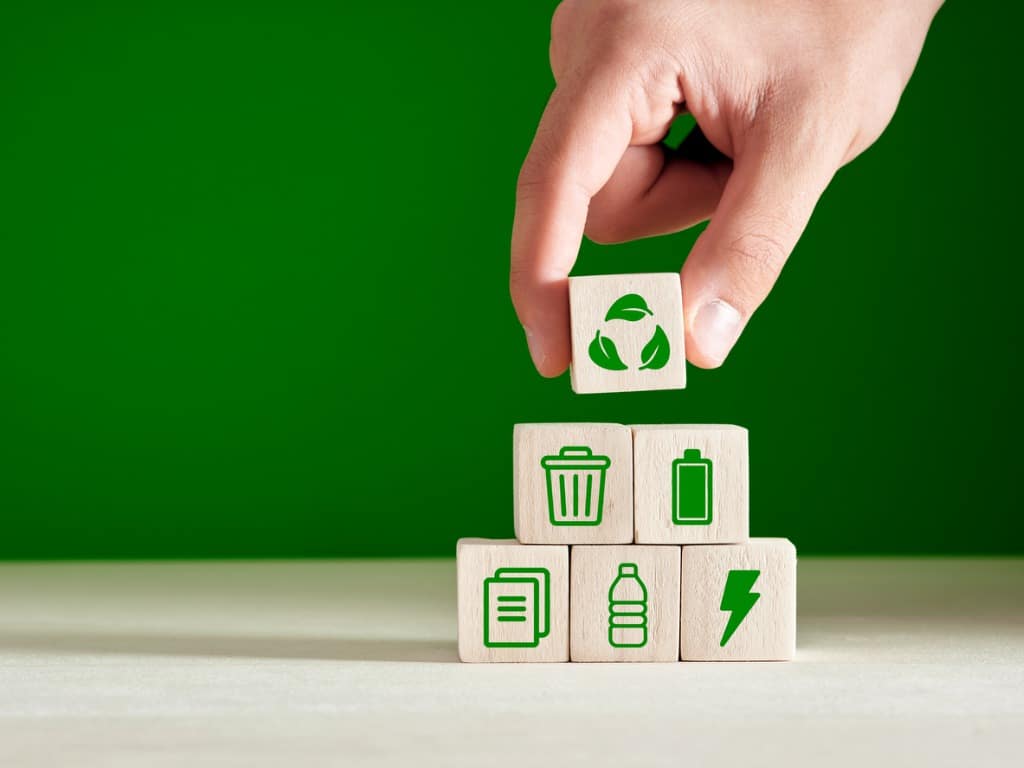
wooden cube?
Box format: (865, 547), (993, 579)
(568, 273), (686, 394)
(570, 545), (681, 662)
(633, 424), (749, 545)
(514, 423), (633, 545)
(680, 538), (796, 661)
(456, 538), (569, 662)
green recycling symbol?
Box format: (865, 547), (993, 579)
(588, 293), (670, 371)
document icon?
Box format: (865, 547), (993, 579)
(483, 568), (551, 648)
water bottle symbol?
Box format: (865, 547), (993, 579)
(608, 563), (648, 648)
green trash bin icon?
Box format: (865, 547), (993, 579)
(540, 446), (611, 526)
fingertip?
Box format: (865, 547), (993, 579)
(523, 324), (570, 378)
(685, 298), (744, 369)
(685, 346), (726, 370)
(523, 324), (548, 373)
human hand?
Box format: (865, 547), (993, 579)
(511, 0), (943, 374)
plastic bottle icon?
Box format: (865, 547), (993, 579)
(608, 563), (648, 648)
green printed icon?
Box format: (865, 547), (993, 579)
(672, 449), (713, 525)
(588, 293), (671, 372)
(608, 563), (648, 648)
(720, 569), (761, 647)
(605, 293), (654, 322)
(540, 446), (610, 526)
(483, 568), (550, 648)
(589, 331), (629, 371)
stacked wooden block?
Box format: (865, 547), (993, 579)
(457, 274), (796, 663)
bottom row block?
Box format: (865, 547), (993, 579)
(456, 537), (795, 663)
(571, 545), (680, 662)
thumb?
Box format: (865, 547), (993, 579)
(681, 134), (839, 368)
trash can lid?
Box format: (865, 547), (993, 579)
(540, 445), (611, 469)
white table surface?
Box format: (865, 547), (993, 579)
(1, 558), (1022, 767)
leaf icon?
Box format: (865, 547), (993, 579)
(604, 293), (654, 322)
(639, 324), (671, 370)
(588, 330), (628, 371)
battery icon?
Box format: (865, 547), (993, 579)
(672, 448), (713, 525)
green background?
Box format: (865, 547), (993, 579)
(1, 2), (1019, 558)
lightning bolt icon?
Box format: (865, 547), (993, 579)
(720, 569), (761, 647)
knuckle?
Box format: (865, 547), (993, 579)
(757, 75), (858, 165)
(515, 169), (546, 202)
(550, 0), (578, 42)
(550, 0), (639, 81)
(578, 0), (640, 29)
(516, 145), (591, 209)
(516, 156), (556, 203)
(516, 125), (566, 198)
(549, 1), (576, 78)
(724, 231), (790, 298)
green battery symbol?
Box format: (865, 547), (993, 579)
(672, 448), (713, 525)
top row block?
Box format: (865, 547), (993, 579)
(569, 273), (686, 394)
(514, 423), (749, 546)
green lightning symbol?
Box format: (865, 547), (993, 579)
(720, 569), (761, 647)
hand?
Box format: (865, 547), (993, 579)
(511, 0), (943, 374)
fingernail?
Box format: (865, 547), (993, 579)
(523, 325), (547, 371)
(692, 299), (743, 366)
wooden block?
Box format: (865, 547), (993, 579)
(456, 538), (569, 662)
(514, 423), (633, 545)
(680, 538), (796, 661)
(570, 545), (681, 662)
(568, 273), (686, 394)
(633, 424), (749, 544)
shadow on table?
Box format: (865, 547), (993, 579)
(0, 630), (458, 663)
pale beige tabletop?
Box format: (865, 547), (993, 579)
(1, 558), (1022, 767)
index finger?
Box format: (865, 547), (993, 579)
(510, 76), (632, 377)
